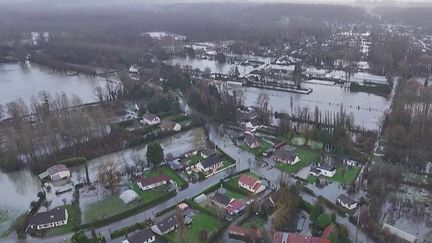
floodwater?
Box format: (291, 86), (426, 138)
(0, 169), (41, 236)
(0, 62), (108, 106)
(229, 81), (392, 130)
(167, 57), (256, 76)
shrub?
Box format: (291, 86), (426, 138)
(58, 157), (87, 167)
(315, 213), (332, 230)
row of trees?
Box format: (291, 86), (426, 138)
(0, 92), (109, 171)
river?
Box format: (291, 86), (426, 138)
(0, 62), (108, 107)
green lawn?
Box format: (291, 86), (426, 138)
(291, 137), (323, 150)
(307, 166), (361, 185)
(224, 189), (246, 199)
(241, 140), (273, 157)
(45, 204), (81, 236)
(241, 216), (266, 228)
(168, 211), (222, 242)
(144, 166), (187, 188)
(276, 147), (320, 174)
(131, 183), (171, 203)
(83, 197), (141, 224)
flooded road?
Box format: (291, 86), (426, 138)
(0, 62), (108, 106)
(167, 57), (256, 76)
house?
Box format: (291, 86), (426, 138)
(342, 159), (359, 167)
(337, 194), (357, 210)
(227, 199), (246, 215)
(245, 117), (262, 131)
(228, 225), (261, 241)
(160, 120), (181, 132)
(263, 148), (275, 157)
(244, 132), (261, 149)
(129, 65), (140, 73)
(238, 174), (266, 194)
(47, 164), (70, 181)
(309, 167), (321, 177)
(316, 165), (337, 177)
(137, 175), (171, 191)
(151, 213), (191, 236)
(274, 150), (300, 165)
(167, 158), (184, 171)
(273, 141), (286, 150)
(122, 228), (155, 243)
(140, 113), (160, 125)
(200, 148), (217, 159)
(211, 192), (232, 209)
(272, 231), (331, 243)
(27, 207), (68, 232)
(195, 154), (224, 173)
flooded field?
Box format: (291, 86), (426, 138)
(229, 82), (392, 130)
(167, 57), (256, 76)
(0, 169), (41, 237)
(0, 62), (108, 106)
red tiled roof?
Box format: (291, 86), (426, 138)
(228, 225), (261, 239)
(138, 175), (170, 187)
(322, 224), (335, 239)
(228, 199), (244, 210)
(252, 182), (262, 192)
(239, 174), (258, 188)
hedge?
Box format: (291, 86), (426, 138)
(317, 196), (349, 217)
(222, 181), (250, 196)
(80, 191), (175, 229)
(155, 200), (186, 217)
(186, 199), (220, 219)
(192, 182), (222, 199)
(110, 220), (152, 239)
(57, 157), (87, 167)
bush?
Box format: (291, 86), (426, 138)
(58, 157), (87, 167)
(315, 213), (332, 230)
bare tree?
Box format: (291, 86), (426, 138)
(98, 161), (121, 195)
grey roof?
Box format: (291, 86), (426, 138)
(274, 150), (297, 162)
(28, 207), (67, 227)
(47, 164), (69, 175)
(199, 154), (222, 169)
(142, 113), (159, 121)
(128, 228), (155, 243)
(244, 133), (259, 146)
(338, 194), (357, 206)
(212, 192), (231, 206)
(201, 148), (217, 157)
(155, 214), (178, 233)
(318, 165), (336, 172)
(310, 167), (321, 174)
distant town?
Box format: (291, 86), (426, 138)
(0, 1), (432, 243)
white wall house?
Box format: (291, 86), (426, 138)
(238, 174), (266, 194)
(337, 194), (357, 210)
(316, 165), (337, 177)
(137, 175), (170, 191)
(129, 65), (139, 73)
(47, 164), (70, 181)
(140, 113), (161, 125)
(27, 207), (68, 232)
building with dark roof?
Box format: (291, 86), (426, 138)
(123, 228), (155, 243)
(211, 192), (232, 209)
(151, 213), (192, 236)
(274, 150), (300, 165)
(46, 164), (70, 181)
(337, 194), (357, 210)
(27, 207), (68, 233)
(195, 154), (223, 173)
(244, 132), (261, 149)
(137, 175), (171, 191)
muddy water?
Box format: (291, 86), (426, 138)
(0, 62), (107, 106)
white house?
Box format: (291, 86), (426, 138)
(274, 150), (300, 165)
(337, 194), (357, 210)
(27, 207), (68, 232)
(316, 165), (337, 177)
(238, 174), (266, 194)
(122, 228), (155, 243)
(195, 154), (224, 173)
(140, 113), (160, 125)
(129, 65), (140, 73)
(343, 159), (359, 167)
(47, 164), (70, 181)
(245, 118), (262, 132)
(137, 175), (170, 191)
